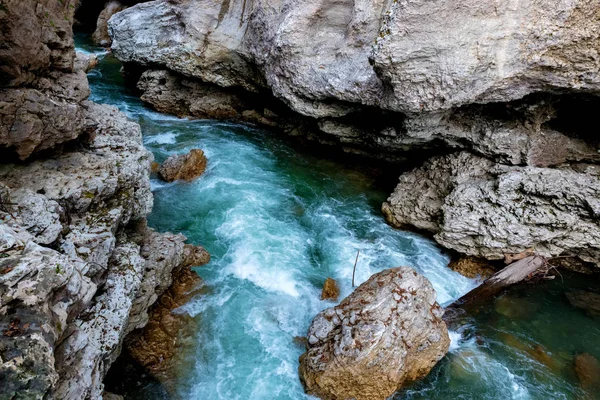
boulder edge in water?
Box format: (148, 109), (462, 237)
(299, 267), (450, 400)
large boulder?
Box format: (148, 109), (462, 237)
(109, 1), (600, 168)
(299, 267), (449, 400)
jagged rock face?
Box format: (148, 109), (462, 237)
(384, 152), (600, 266)
(0, 1), (206, 397)
(299, 267), (449, 400)
(109, 0), (386, 117)
(372, 0), (600, 113)
(110, 1), (600, 167)
(0, 102), (156, 400)
(110, 0), (600, 118)
(0, 0), (91, 160)
(0, 0), (77, 87)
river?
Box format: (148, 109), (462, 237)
(77, 35), (600, 400)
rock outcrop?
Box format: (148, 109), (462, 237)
(383, 152), (600, 267)
(0, 1), (207, 398)
(299, 267), (449, 400)
(124, 244), (209, 382)
(92, 1), (127, 46)
(158, 149), (208, 182)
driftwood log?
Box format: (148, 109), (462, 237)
(443, 255), (546, 323)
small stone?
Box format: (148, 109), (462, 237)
(158, 149), (207, 182)
(320, 277), (340, 301)
(448, 257), (496, 280)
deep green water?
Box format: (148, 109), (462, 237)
(77, 35), (600, 400)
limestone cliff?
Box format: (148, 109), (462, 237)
(0, 1), (205, 398)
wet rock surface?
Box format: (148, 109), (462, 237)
(574, 353), (600, 392)
(158, 149), (208, 182)
(124, 245), (208, 383)
(321, 278), (340, 301)
(448, 257), (497, 280)
(299, 267), (449, 400)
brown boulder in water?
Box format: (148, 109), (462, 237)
(158, 149), (207, 182)
(574, 352), (600, 392)
(320, 277), (340, 301)
(299, 267), (449, 400)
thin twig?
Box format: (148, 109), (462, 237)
(352, 250), (360, 288)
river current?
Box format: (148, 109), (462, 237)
(77, 36), (600, 400)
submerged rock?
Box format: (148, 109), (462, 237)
(320, 278), (340, 301)
(158, 149), (207, 182)
(574, 353), (600, 392)
(299, 267), (449, 400)
(125, 244), (207, 382)
(566, 290), (600, 317)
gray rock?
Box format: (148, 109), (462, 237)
(372, 0), (600, 113)
(0, 1), (208, 398)
(299, 267), (449, 400)
(384, 152), (600, 266)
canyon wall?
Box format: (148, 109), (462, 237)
(0, 1), (204, 398)
(108, 0), (600, 268)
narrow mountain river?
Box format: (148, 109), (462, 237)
(77, 36), (600, 400)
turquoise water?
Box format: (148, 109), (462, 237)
(77, 35), (600, 400)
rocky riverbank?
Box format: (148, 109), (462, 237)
(106, 0), (600, 271)
(0, 1), (207, 398)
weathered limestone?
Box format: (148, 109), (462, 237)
(110, 1), (600, 169)
(384, 152), (600, 267)
(299, 267), (449, 400)
(372, 0), (600, 113)
(0, 1), (208, 398)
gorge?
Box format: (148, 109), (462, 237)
(1, 0), (600, 399)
